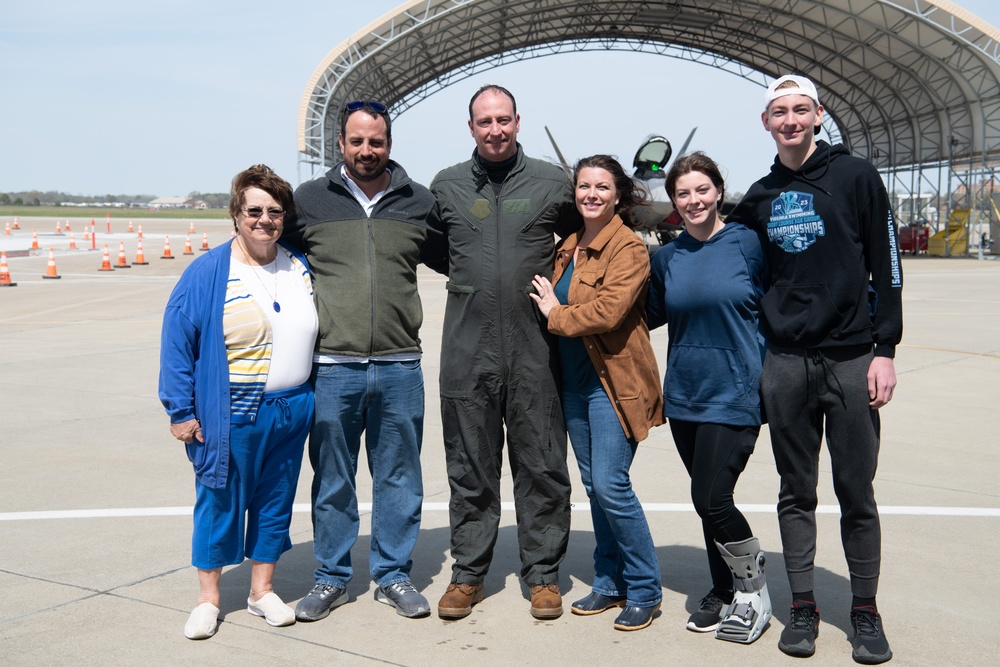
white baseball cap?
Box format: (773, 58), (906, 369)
(764, 74), (821, 111)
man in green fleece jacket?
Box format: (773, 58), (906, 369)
(282, 100), (446, 622)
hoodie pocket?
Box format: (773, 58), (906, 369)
(665, 344), (750, 407)
(760, 283), (844, 346)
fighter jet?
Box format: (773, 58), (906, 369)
(545, 126), (715, 245)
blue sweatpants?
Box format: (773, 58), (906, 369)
(192, 382), (312, 569)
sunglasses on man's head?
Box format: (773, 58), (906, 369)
(345, 100), (388, 114)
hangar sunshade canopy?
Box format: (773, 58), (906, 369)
(297, 0), (1000, 223)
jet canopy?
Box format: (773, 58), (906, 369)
(632, 136), (672, 180)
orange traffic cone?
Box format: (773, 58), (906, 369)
(115, 241), (131, 269)
(127, 220), (134, 233)
(69, 232), (78, 250)
(42, 248), (61, 279)
(188, 221), (195, 234)
(230, 228), (237, 238)
(4, 221), (9, 235)
(31, 230), (40, 250)
(161, 235), (174, 259)
(98, 244), (114, 271)
(133, 239), (149, 265)
(84, 226), (91, 241)
(137, 224), (143, 239)
(56, 220), (62, 234)
(200, 231), (210, 251)
(12, 217), (20, 230)
(183, 234), (194, 255)
(0, 251), (17, 287)
(64, 220), (71, 232)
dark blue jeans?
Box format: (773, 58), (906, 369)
(308, 360), (424, 588)
(563, 386), (662, 608)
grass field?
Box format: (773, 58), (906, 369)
(0, 206), (229, 220)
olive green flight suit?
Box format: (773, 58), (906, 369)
(430, 147), (578, 586)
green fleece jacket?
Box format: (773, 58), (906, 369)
(282, 161), (443, 357)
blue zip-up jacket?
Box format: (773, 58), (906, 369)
(158, 238), (308, 489)
(647, 222), (766, 426)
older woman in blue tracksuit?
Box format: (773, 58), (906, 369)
(647, 152), (772, 645)
(159, 165), (317, 640)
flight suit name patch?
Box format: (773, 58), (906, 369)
(502, 199), (532, 215)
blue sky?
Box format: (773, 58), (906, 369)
(1, 0), (998, 197)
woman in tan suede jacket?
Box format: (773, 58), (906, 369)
(531, 154), (663, 632)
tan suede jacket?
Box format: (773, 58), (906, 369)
(547, 215), (664, 441)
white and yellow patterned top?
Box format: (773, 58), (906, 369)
(224, 250), (315, 418)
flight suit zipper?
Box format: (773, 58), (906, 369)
(494, 189), (506, 381)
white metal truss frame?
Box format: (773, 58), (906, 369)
(297, 0), (1000, 253)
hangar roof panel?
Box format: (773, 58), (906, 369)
(298, 0), (1000, 174)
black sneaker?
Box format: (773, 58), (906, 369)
(294, 583), (348, 621)
(375, 580), (431, 618)
(850, 605), (892, 664)
(686, 592), (727, 632)
(778, 600), (820, 657)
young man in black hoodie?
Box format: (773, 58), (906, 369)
(730, 75), (901, 665)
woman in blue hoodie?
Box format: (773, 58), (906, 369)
(647, 152), (771, 644)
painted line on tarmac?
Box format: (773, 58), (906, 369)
(898, 343), (1000, 359)
(1, 320), (162, 325)
(3, 503), (999, 521)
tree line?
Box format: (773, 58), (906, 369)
(0, 190), (230, 208)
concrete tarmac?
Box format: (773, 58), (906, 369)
(1, 217), (998, 665)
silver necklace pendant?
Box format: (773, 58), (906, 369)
(238, 237), (282, 314)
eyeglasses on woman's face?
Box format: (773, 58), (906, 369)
(242, 206), (284, 220)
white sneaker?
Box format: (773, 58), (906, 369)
(247, 591), (295, 626)
(184, 602), (220, 639)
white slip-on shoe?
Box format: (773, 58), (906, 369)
(184, 602), (220, 639)
(247, 591), (295, 627)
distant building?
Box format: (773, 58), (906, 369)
(148, 196), (194, 209)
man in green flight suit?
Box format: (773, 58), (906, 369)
(429, 84), (579, 621)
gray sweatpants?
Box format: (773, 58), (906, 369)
(761, 345), (882, 599)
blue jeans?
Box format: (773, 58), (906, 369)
(309, 360), (424, 588)
(563, 386), (662, 607)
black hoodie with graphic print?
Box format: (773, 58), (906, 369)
(730, 140), (902, 357)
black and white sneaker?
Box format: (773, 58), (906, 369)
(294, 583), (348, 621)
(850, 605), (892, 664)
(686, 592), (727, 632)
(375, 580), (431, 618)
(778, 600), (820, 657)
